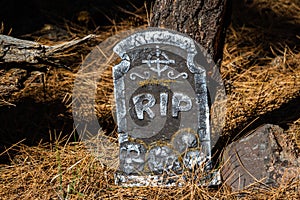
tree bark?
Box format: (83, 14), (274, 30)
(151, 0), (231, 66)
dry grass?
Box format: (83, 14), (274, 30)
(0, 140), (299, 199)
(0, 0), (300, 199)
(221, 0), (300, 137)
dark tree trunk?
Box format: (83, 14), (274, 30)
(151, 0), (231, 66)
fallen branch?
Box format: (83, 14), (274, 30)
(0, 34), (96, 65)
(0, 34), (97, 102)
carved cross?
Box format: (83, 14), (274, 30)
(142, 46), (175, 77)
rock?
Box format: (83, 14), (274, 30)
(222, 124), (300, 191)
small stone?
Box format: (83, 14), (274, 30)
(222, 124), (300, 191)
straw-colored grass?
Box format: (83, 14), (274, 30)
(0, 0), (299, 199)
(0, 139), (299, 199)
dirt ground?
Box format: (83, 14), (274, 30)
(0, 0), (299, 199)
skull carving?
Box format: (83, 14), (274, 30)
(183, 150), (207, 170)
(172, 129), (198, 153)
(119, 142), (146, 175)
(147, 145), (182, 174)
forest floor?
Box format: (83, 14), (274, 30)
(0, 0), (300, 199)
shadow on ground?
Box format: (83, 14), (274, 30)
(0, 98), (74, 164)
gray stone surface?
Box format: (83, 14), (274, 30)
(222, 124), (300, 191)
(113, 28), (214, 186)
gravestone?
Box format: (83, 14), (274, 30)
(113, 28), (216, 186)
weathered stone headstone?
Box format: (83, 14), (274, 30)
(222, 124), (300, 191)
(113, 28), (216, 186)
